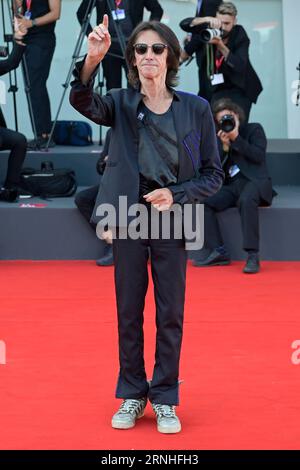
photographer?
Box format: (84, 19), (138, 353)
(0, 19), (28, 202)
(208, 2), (262, 121)
(194, 98), (274, 274)
(77, 0), (163, 90)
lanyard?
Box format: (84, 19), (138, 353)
(26, 0), (32, 11)
(115, 0), (122, 8)
(215, 55), (225, 72)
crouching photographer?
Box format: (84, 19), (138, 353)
(0, 18), (28, 202)
(194, 98), (275, 274)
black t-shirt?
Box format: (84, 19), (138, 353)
(22, 0), (56, 42)
(137, 102), (179, 198)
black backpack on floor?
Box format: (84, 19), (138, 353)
(20, 162), (77, 198)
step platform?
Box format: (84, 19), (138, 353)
(0, 141), (299, 260)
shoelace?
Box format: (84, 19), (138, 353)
(118, 399), (145, 415)
(152, 404), (176, 418)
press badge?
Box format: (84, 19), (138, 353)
(211, 73), (225, 85)
(112, 9), (126, 20)
(24, 10), (32, 19)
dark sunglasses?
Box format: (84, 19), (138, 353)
(133, 43), (168, 55)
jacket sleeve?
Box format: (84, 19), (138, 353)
(0, 42), (25, 77)
(144, 0), (163, 21)
(168, 103), (224, 204)
(184, 33), (204, 56)
(224, 28), (249, 75)
(69, 58), (115, 127)
(231, 124), (267, 164)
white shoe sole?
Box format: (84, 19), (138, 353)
(157, 423), (181, 434)
(111, 411), (145, 430)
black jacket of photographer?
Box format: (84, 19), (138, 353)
(77, 0), (164, 36)
(0, 42), (25, 128)
(213, 25), (262, 104)
(221, 122), (273, 205)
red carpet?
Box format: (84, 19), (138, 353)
(0, 261), (300, 450)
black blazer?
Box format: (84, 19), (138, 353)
(77, 0), (164, 36)
(222, 123), (273, 205)
(70, 59), (224, 227)
(216, 25), (263, 103)
(0, 42), (25, 128)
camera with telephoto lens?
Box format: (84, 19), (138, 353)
(219, 114), (236, 133)
(0, 46), (9, 58)
(200, 28), (224, 43)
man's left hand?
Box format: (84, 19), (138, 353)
(143, 188), (174, 211)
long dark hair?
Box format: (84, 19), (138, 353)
(125, 21), (181, 89)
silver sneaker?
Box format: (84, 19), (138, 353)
(152, 403), (181, 434)
(111, 398), (147, 429)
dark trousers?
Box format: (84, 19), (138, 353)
(74, 185), (99, 229)
(113, 227), (187, 406)
(24, 40), (55, 135)
(198, 67), (213, 102)
(102, 54), (128, 90)
(0, 127), (27, 187)
(204, 174), (261, 252)
(74, 183), (110, 256)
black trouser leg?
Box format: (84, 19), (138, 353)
(24, 41), (55, 135)
(204, 186), (237, 249)
(148, 237), (187, 406)
(204, 205), (224, 249)
(113, 237), (150, 399)
(198, 67), (213, 102)
(74, 185), (100, 230)
(237, 181), (261, 251)
(102, 55), (127, 90)
(0, 128), (27, 186)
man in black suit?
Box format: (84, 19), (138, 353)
(182, 2), (262, 121)
(194, 98), (274, 274)
(209, 2), (262, 121)
(77, 0), (164, 90)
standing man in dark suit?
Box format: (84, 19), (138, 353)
(70, 16), (223, 433)
(194, 98), (274, 274)
(182, 2), (262, 121)
(206, 1), (262, 121)
(77, 0), (164, 90)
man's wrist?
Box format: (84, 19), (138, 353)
(86, 54), (103, 67)
(31, 18), (37, 27)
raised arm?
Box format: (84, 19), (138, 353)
(80, 14), (111, 85)
(69, 15), (115, 127)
